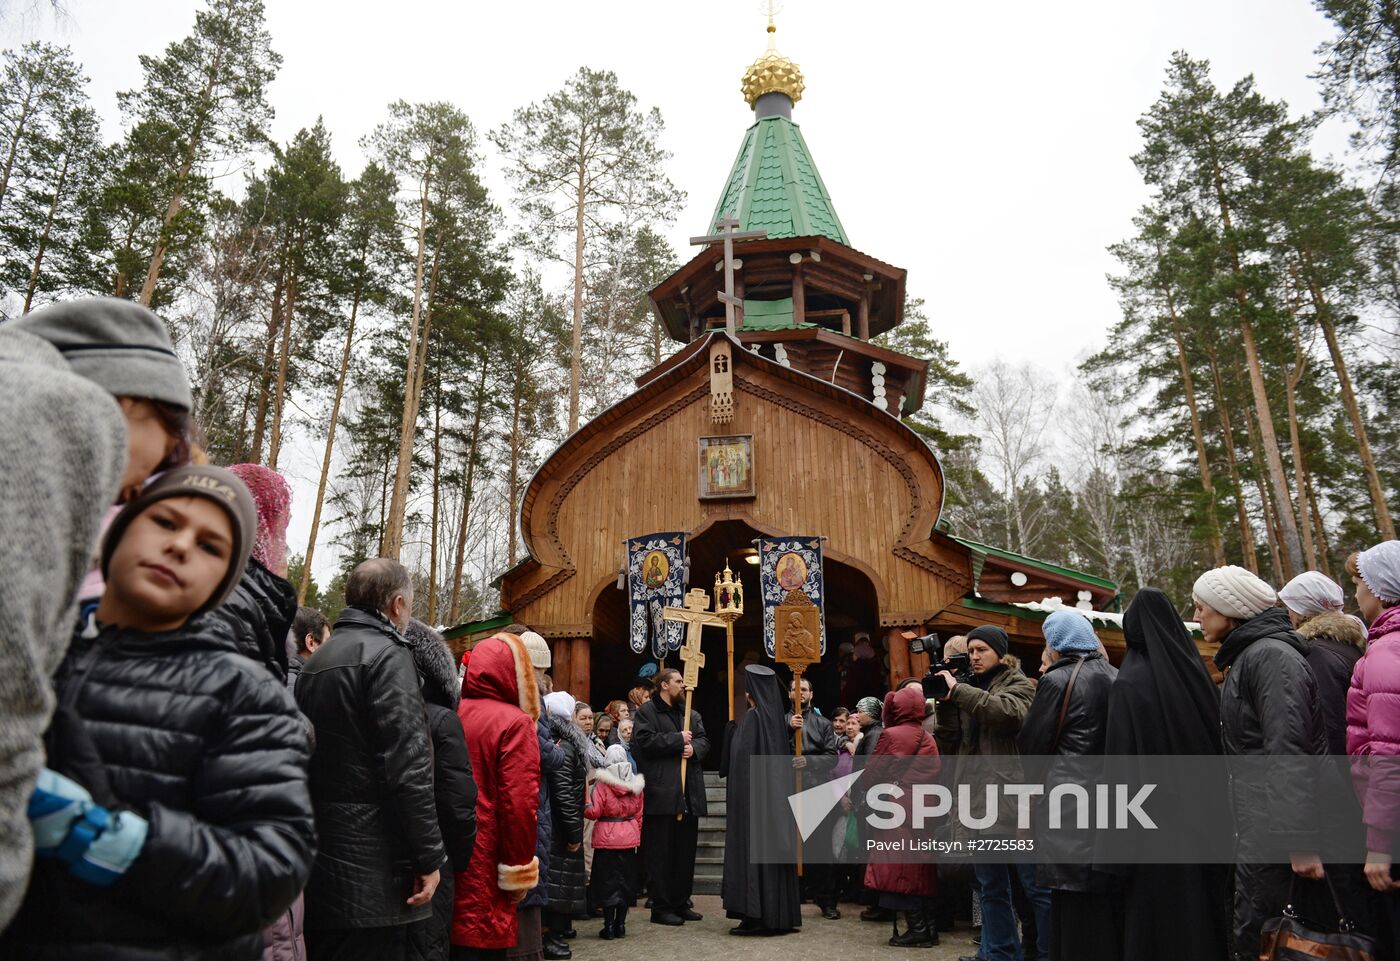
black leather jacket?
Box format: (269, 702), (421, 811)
(295, 608), (444, 928)
(4, 617), (315, 961)
(1018, 653), (1117, 758)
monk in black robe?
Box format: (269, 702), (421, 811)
(721, 664), (801, 936)
(1106, 588), (1230, 961)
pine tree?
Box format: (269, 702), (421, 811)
(874, 296), (975, 453)
(492, 67), (683, 433)
(299, 162), (401, 603)
(115, 0), (279, 307)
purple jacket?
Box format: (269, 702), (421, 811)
(262, 893), (304, 961)
(1347, 605), (1400, 853)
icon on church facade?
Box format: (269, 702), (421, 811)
(698, 434), (755, 499)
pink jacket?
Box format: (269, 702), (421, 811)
(584, 768), (644, 849)
(1347, 605), (1400, 853)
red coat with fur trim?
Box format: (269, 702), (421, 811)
(453, 634), (541, 949)
(585, 769), (645, 849)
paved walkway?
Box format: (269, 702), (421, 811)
(560, 896), (980, 961)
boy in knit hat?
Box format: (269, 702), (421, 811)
(5, 466), (316, 961)
(1192, 565), (1328, 958)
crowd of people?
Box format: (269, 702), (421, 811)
(1, 295), (1399, 961)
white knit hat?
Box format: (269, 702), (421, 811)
(1278, 571), (1345, 617)
(520, 631), (551, 669)
(1193, 565), (1277, 620)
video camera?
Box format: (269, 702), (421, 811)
(909, 632), (972, 700)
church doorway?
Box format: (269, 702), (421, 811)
(589, 519), (881, 758)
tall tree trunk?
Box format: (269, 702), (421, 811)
(1207, 152), (1303, 575)
(248, 271), (285, 463)
(267, 266), (298, 471)
(300, 280), (362, 604)
(1172, 330), (1225, 565)
(21, 145), (69, 313)
(507, 378), (523, 566)
(1303, 453), (1333, 578)
(137, 55), (219, 306)
(382, 158), (434, 559)
(1242, 400), (1285, 583)
(231, 375), (254, 463)
(1237, 315), (1303, 579)
(568, 156), (587, 433)
(427, 382), (442, 624)
(1209, 350), (1259, 572)
(1282, 311), (1317, 568)
(0, 81), (36, 215)
(1302, 250), (1396, 540)
(448, 362), (490, 624)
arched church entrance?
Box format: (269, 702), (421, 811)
(589, 518), (880, 762)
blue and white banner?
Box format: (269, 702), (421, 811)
(627, 533), (687, 658)
(757, 536), (825, 658)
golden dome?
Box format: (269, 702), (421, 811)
(741, 23), (804, 108)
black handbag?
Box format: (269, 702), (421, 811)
(1259, 874), (1378, 961)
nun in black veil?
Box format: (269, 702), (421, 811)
(1105, 587), (1230, 961)
(721, 663), (802, 936)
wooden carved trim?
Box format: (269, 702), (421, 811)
(733, 374), (970, 589)
(514, 383), (710, 613)
(534, 624), (594, 640)
(879, 611), (941, 628)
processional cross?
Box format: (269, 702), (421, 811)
(690, 217), (768, 335)
(662, 589), (727, 819)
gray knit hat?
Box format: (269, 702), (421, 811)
(12, 297), (192, 410)
(1193, 565), (1277, 621)
(101, 466), (257, 619)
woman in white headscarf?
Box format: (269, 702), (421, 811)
(1280, 570), (1367, 756)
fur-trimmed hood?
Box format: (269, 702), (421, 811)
(404, 617), (460, 709)
(463, 632), (540, 720)
(593, 766), (644, 794)
(1299, 611), (1368, 650)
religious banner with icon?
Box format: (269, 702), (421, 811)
(756, 536), (826, 657)
(627, 533), (687, 657)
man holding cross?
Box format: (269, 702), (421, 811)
(632, 667), (710, 926)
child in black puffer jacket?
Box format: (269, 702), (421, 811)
(2, 466), (316, 961)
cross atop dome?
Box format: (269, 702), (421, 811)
(741, 3), (805, 111)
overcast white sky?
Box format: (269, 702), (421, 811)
(6, 0), (1355, 367)
(2, 0), (1359, 585)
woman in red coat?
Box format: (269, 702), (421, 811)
(453, 634), (542, 959)
(864, 684), (942, 949)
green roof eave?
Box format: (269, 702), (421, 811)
(948, 535), (1119, 593)
(709, 116), (848, 244)
(443, 611), (513, 642)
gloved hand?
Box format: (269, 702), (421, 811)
(68, 807), (148, 887)
(28, 768), (149, 886)
(29, 768), (93, 856)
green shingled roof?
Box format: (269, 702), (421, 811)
(709, 116), (848, 244)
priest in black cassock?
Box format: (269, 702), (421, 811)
(721, 664), (802, 936)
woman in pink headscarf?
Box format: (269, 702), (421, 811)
(207, 463), (298, 679)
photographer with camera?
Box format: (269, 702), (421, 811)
(931, 625), (1047, 961)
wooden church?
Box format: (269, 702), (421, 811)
(462, 23), (1124, 713)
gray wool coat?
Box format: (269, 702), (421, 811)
(0, 327), (126, 930)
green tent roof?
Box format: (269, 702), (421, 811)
(709, 116), (848, 244)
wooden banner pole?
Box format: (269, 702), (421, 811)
(792, 665), (805, 877)
(678, 687), (694, 822)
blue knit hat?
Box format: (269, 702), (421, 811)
(1042, 610), (1099, 654)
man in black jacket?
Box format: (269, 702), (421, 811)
(297, 559), (445, 961)
(786, 676), (841, 919)
(632, 668), (710, 926)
